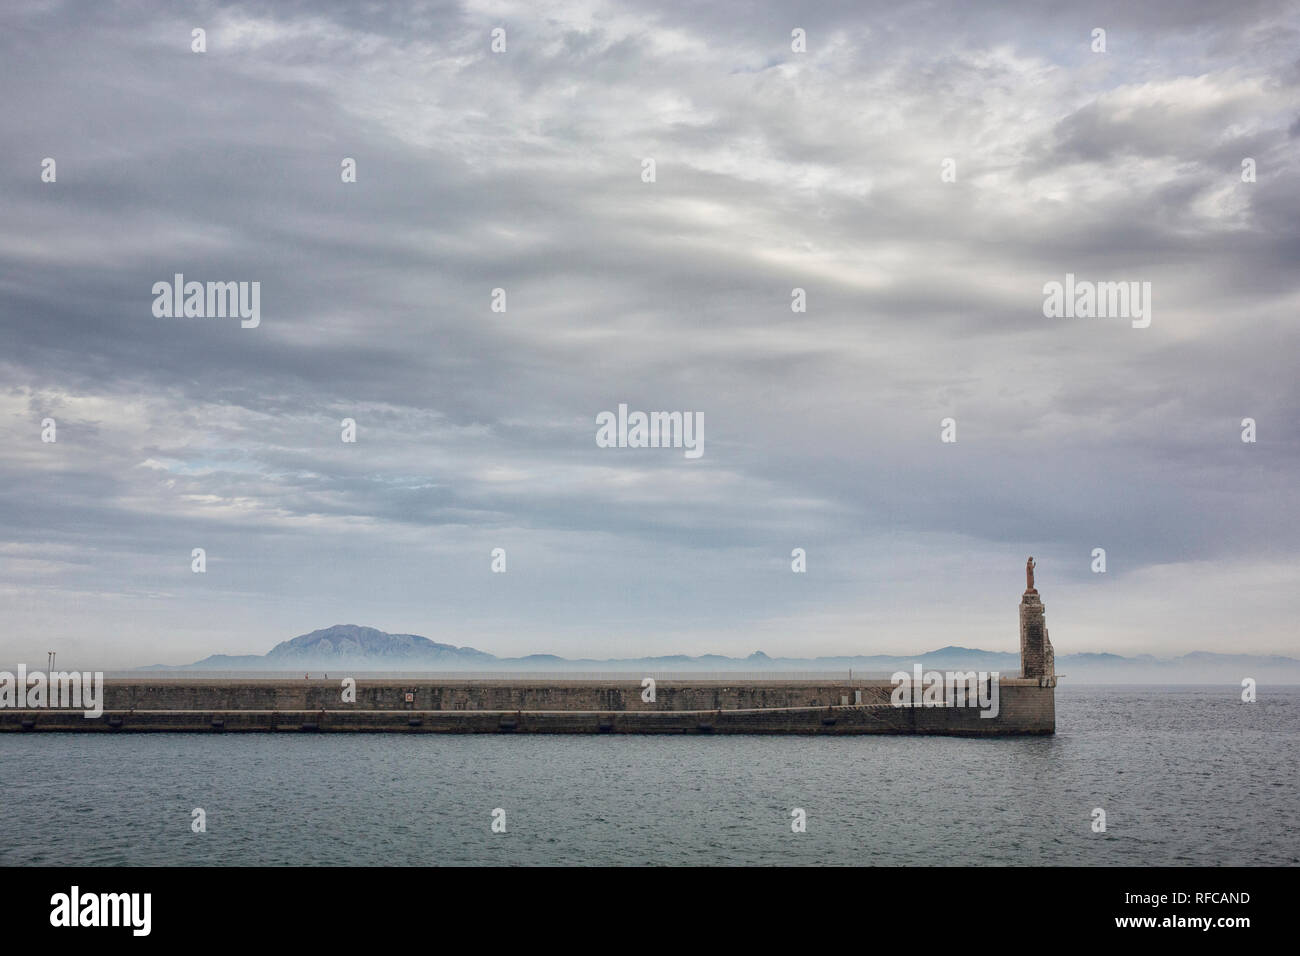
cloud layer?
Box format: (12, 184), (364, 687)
(2, 0), (1298, 666)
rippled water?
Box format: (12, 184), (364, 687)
(2, 685), (1296, 865)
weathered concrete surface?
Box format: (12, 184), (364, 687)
(1020, 590), (1057, 684)
(0, 679), (1054, 734)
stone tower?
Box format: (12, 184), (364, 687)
(1020, 557), (1056, 684)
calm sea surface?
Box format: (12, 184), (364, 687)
(2, 685), (1296, 866)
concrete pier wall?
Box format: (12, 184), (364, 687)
(0, 678), (1055, 735)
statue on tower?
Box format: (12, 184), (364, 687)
(1019, 556), (1053, 683)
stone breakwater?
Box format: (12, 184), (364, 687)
(2, 567), (1060, 735)
(0, 678), (1055, 735)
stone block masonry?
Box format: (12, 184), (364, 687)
(0, 678), (1055, 735)
(1019, 574), (1057, 685)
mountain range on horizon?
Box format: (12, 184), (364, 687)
(132, 624), (1300, 683)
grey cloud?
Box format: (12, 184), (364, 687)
(2, 0), (1298, 665)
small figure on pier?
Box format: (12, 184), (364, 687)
(1026, 556), (1036, 592)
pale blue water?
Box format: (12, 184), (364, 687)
(2, 686), (1296, 865)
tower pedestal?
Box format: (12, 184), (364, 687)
(1019, 590), (1056, 685)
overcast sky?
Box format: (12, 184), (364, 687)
(2, 0), (1298, 667)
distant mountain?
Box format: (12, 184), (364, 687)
(159, 625), (494, 669)
(139, 625), (1300, 682)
